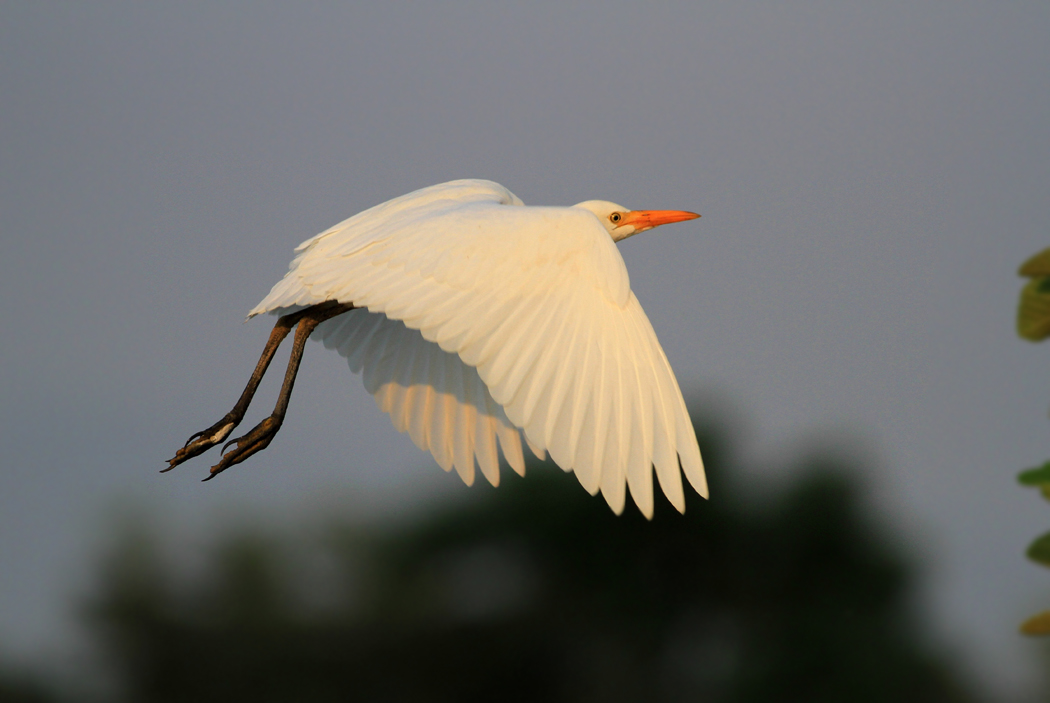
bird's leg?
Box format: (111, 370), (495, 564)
(203, 301), (356, 480)
(164, 302), (353, 472)
(164, 308), (312, 471)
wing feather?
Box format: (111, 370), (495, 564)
(517, 295), (576, 450)
(407, 338), (434, 452)
(629, 306), (685, 512)
(473, 370), (501, 486)
(586, 308), (612, 498)
(317, 309), (533, 485)
(496, 416), (526, 477)
(449, 351), (476, 485)
(600, 303), (629, 515)
(428, 343), (456, 474)
(620, 304), (656, 518)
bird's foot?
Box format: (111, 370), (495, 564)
(204, 416), (282, 480)
(163, 414), (240, 472)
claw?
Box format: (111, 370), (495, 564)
(204, 416), (282, 479)
(183, 429), (206, 448)
(163, 416), (239, 472)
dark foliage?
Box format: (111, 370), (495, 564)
(0, 673), (55, 703)
(76, 418), (978, 703)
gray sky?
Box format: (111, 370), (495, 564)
(2, 2), (1048, 697)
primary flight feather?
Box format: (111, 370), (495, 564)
(166, 179), (706, 518)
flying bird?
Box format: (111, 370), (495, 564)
(166, 179), (706, 518)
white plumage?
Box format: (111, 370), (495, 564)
(245, 179), (706, 518)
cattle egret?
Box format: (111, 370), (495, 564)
(166, 179), (707, 517)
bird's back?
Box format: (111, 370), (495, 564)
(250, 180), (524, 316)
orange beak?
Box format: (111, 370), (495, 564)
(620, 209), (700, 231)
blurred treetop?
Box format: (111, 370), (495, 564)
(61, 415), (981, 703)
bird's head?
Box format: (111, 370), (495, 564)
(573, 200), (700, 242)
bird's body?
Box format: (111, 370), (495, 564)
(168, 179), (706, 518)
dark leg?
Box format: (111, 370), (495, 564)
(164, 301), (355, 475)
(202, 301), (355, 479)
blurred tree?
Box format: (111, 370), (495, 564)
(78, 414), (978, 703)
(0, 670), (57, 703)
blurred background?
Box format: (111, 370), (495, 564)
(1, 2), (1048, 701)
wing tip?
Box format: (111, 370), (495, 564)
(688, 460), (710, 500)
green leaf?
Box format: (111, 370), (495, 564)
(1043, 485), (1050, 501)
(1017, 279), (1050, 341)
(1019, 248), (1050, 277)
(1018, 462), (1050, 486)
(1027, 532), (1050, 566)
(1020, 611), (1050, 636)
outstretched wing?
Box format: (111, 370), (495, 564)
(252, 179), (706, 517)
(313, 308), (545, 487)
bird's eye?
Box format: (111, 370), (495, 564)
(610, 212), (622, 224)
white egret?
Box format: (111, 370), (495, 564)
(166, 179), (706, 517)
